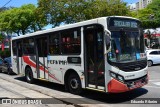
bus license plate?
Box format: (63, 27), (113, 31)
(135, 80), (143, 86)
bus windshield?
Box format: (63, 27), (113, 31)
(108, 30), (146, 63)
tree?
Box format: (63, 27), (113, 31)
(137, 8), (158, 28)
(0, 9), (12, 34)
(29, 5), (47, 31)
(0, 4), (45, 36)
(147, 0), (160, 27)
(37, 0), (129, 27)
(0, 7), (7, 12)
(9, 4), (38, 35)
(0, 32), (5, 42)
(0, 7), (13, 12)
(130, 0), (160, 29)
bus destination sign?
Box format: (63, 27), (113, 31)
(108, 18), (139, 28)
(114, 20), (138, 28)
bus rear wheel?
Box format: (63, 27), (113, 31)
(68, 73), (82, 95)
(7, 68), (12, 75)
(25, 67), (34, 84)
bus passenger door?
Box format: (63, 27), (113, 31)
(36, 37), (48, 79)
(12, 41), (18, 74)
(84, 25), (105, 90)
(17, 41), (23, 74)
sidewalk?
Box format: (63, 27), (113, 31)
(0, 73), (110, 107)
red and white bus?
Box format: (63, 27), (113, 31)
(11, 16), (148, 94)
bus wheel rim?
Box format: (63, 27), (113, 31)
(70, 79), (78, 89)
(27, 71), (32, 81)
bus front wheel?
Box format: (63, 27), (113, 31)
(68, 73), (82, 95)
(25, 67), (34, 84)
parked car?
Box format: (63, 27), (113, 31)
(0, 57), (13, 74)
(146, 49), (160, 67)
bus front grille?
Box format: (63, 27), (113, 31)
(110, 60), (147, 72)
(118, 60), (147, 72)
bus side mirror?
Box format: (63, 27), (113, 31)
(104, 29), (111, 51)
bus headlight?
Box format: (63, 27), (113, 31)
(110, 71), (125, 83)
(110, 72), (116, 78)
(117, 75), (124, 83)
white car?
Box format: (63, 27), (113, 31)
(146, 49), (160, 67)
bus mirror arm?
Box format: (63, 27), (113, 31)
(104, 29), (111, 51)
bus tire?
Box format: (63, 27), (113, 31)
(68, 73), (82, 95)
(7, 68), (12, 75)
(25, 67), (34, 84)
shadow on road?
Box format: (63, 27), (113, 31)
(81, 88), (148, 103)
(14, 76), (65, 92)
(148, 64), (160, 67)
(14, 76), (148, 104)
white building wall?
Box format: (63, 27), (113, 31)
(130, 0), (152, 11)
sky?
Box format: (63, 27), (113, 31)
(0, 0), (139, 8)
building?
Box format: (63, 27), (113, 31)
(139, 0), (152, 9)
(144, 28), (160, 49)
(136, 2), (140, 10)
(0, 34), (17, 51)
(128, 3), (137, 11)
(129, 0), (152, 11)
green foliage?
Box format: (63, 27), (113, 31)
(0, 32), (5, 42)
(137, 8), (153, 20)
(147, 0), (160, 26)
(131, 0), (160, 28)
(0, 4), (45, 35)
(0, 0), (130, 34)
(0, 50), (11, 58)
(37, 0), (129, 27)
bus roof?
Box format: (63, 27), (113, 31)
(12, 16), (139, 40)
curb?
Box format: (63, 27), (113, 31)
(0, 74), (110, 107)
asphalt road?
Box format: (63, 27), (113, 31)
(0, 65), (160, 107)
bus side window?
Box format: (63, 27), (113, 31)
(12, 41), (17, 56)
(49, 33), (60, 55)
(23, 38), (35, 55)
(61, 28), (81, 55)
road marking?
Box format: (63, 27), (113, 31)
(149, 79), (160, 82)
(153, 82), (160, 86)
(144, 86), (160, 88)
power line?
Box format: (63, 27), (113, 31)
(1, 0), (12, 8)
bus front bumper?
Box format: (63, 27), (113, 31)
(107, 75), (148, 93)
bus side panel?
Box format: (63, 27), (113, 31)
(12, 55), (18, 74)
(22, 55), (37, 79)
(11, 40), (19, 74)
(38, 57), (45, 79)
(45, 58), (48, 79)
(37, 57), (48, 79)
(48, 56), (64, 84)
(18, 57), (23, 74)
(47, 56), (85, 87)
